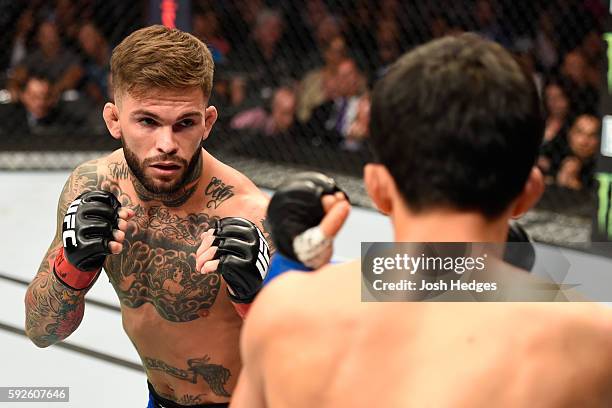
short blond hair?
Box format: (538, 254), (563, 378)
(110, 25), (214, 101)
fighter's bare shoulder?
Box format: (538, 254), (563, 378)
(246, 260), (361, 334)
(203, 149), (269, 221)
(511, 302), (612, 391)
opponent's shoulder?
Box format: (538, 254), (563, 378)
(250, 260), (361, 325)
(548, 303), (612, 338)
(513, 303), (612, 353)
(518, 304), (612, 390)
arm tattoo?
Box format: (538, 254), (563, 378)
(204, 176), (235, 209)
(57, 160), (99, 216)
(144, 356), (231, 397)
(25, 160), (99, 346)
(25, 247), (87, 346)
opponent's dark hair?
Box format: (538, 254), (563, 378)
(369, 33), (544, 218)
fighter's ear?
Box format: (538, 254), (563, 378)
(202, 105), (218, 141)
(511, 166), (544, 219)
(103, 102), (121, 140)
(364, 163), (393, 215)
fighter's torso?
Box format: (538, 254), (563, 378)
(78, 149), (267, 404)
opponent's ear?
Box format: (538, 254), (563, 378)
(103, 102), (121, 140)
(511, 166), (544, 219)
(202, 106), (218, 141)
(364, 163), (393, 215)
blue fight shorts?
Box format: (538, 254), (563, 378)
(147, 382), (228, 408)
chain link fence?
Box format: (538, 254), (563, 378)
(0, 0), (606, 248)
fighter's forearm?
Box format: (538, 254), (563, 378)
(24, 247), (86, 348)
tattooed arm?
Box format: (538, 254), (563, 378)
(24, 161), (99, 347)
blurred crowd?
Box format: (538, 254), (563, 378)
(0, 0), (605, 192)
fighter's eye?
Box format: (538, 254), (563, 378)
(138, 117), (158, 127)
(178, 119), (194, 128)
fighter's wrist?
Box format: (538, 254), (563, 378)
(53, 247), (101, 291)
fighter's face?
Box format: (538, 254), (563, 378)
(107, 87), (217, 194)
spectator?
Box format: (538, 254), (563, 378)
(8, 21), (83, 103)
(77, 22), (111, 105)
(554, 114), (600, 190)
(223, 0), (264, 49)
(346, 92), (371, 149)
(209, 71), (252, 125)
(377, 0), (405, 22)
(580, 29), (603, 88)
(297, 35), (348, 123)
(0, 75), (57, 136)
(543, 81), (572, 145)
(302, 14), (344, 72)
(230, 87), (298, 137)
(308, 58), (367, 149)
(512, 41), (543, 94)
(9, 8), (36, 69)
(53, 0), (81, 50)
(538, 81), (572, 177)
(346, 0), (377, 57)
(428, 12), (466, 39)
(228, 9), (295, 101)
(473, 0), (509, 47)
(560, 49), (599, 113)
(374, 18), (402, 78)
(192, 9), (231, 64)
(534, 11), (559, 73)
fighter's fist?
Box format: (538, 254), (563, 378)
(266, 172), (349, 268)
(197, 217), (270, 304)
(54, 190), (131, 290)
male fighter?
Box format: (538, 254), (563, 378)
(230, 34), (612, 407)
(24, 25), (271, 408)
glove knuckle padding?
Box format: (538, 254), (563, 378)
(216, 237), (254, 260)
(267, 172), (343, 260)
(63, 190), (120, 271)
(212, 216), (270, 303)
(216, 224), (258, 243)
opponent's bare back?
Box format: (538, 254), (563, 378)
(238, 260), (612, 407)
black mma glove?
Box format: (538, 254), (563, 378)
(212, 217), (270, 304)
(266, 172), (347, 268)
(53, 190), (120, 290)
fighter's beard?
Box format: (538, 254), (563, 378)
(125, 147), (202, 208)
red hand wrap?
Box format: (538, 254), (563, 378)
(53, 247), (101, 291)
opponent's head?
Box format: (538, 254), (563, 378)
(103, 25), (216, 195)
(366, 33), (544, 223)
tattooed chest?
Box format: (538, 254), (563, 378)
(105, 206), (221, 322)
